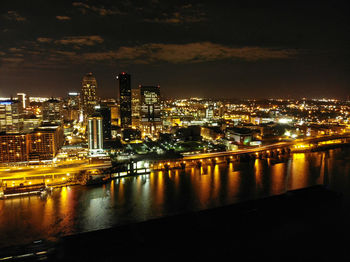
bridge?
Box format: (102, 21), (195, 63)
(149, 134), (350, 171)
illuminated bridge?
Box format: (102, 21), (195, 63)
(150, 134), (350, 171)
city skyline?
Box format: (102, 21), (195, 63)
(0, 1), (349, 99)
(1, 1), (350, 260)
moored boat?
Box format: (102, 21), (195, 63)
(0, 183), (49, 199)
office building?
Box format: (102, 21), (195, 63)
(0, 100), (24, 133)
(131, 88), (141, 128)
(117, 72), (132, 128)
(0, 125), (64, 163)
(109, 104), (120, 126)
(66, 92), (81, 121)
(67, 92), (80, 108)
(205, 106), (214, 119)
(28, 125), (64, 161)
(17, 93), (27, 109)
(42, 98), (62, 124)
(140, 85), (162, 138)
(23, 115), (41, 133)
(81, 73), (98, 118)
(0, 133), (28, 163)
(88, 115), (103, 154)
(95, 105), (111, 140)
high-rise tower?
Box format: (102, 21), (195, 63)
(0, 100), (24, 133)
(131, 88), (141, 128)
(140, 85), (162, 138)
(117, 72), (132, 128)
(95, 105), (111, 140)
(87, 114), (103, 155)
(81, 73), (97, 118)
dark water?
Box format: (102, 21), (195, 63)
(1, 148), (350, 248)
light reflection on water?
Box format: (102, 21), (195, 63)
(1, 148), (350, 248)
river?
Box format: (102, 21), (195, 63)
(1, 148), (350, 248)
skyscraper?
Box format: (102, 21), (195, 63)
(42, 98), (62, 124)
(95, 105), (111, 140)
(66, 92), (81, 121)
(140, 85), (162, 138)
(0, 100), (24, 133)
(117, 72), (131, 128)
(81, 73), (98, 118)
(87, 115), (103, 154)
(17, 93), (27, 110)
(131, 88), (141, 128)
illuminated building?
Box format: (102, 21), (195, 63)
(0, 133), (28, 163)
(131, 88), (141, 128)
(42, 98), (62, 124)
(23, 116), (41, 133)
(109, 104), (120, 126)
(200, 126), (224, 140)
(0, 100), (24, 133)
(66, 92), (81, 121)
(67, 92), (80, 108)
(140, 85), (162, 138)
(28, 97), (49, 103)
(17, 93), (27, 109)
(117, 72), (132, 128)
(28, 125), (64, 161)
(81, 73), (98, 118)
(0, 125), (64, 163)
(95, 105), (111, 140)
(205, 106), (214, 119)
(226, 127), (253, 145)
(88, 115), (103, 154)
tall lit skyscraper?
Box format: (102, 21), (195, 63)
(81, 73), (98, 118)
(140, 85), (162, 138)
(87, 115), (103, 154)
(131, 88), (141, 128)
(117, 72), (131, 128)
(0, 100), (23, 133)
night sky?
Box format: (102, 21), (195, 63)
(0, 0), (349, 99)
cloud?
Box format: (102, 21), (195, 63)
(56, 15), (71, 20)
(144, 11), (206, 24)
(72, 2), (121, 16)
(141, 3), (206, 24)
(5, 42), (298, 70)
(8, 47), (23, 52)
(1, 57), (24, 63)
(54, 35), (104, 46)
(54, 50), (77, 56)
(4, 11), (26, 22)
(81, 42), (298, 64)
(37, 37), (54, 43)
